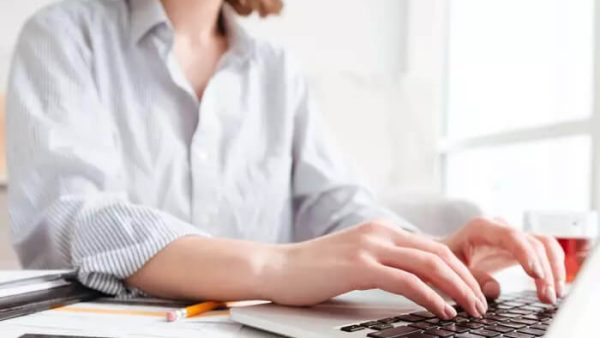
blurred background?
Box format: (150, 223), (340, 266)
(0, 0), (597, 268)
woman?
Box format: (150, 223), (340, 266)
(7, 0), (564, 320)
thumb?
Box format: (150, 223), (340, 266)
(471, 269), (501, 300)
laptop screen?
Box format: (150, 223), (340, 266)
(545, 242), (600, 337)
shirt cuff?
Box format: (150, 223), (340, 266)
(73, 206), (208, 297)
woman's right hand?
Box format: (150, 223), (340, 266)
(261, 221), (488, 319)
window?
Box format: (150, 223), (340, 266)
(441, 0), (598, 225)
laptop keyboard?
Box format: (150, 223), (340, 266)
(339, 291), (559, 337)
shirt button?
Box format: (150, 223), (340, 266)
(197, 151), (208, 161)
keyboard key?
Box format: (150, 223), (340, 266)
(530, 323), (549, 330)
(471, 319), (497, 325)
(503, 301), (527, 307)
(367, 325), (419, 338)
(442, 324), (469, 333)
(360, 321), (380, 327)
(394, 314), (425, 322)
(503, 333), (536, 338)
(498, 321), (526, 329)
(409, 322), (434, 330)
(423, 328), (454, 337)
(507, 309), (533, 315)
(496, 304), (514, 310)
(411, 311), (437, 319)
(517, 328), (546, 336)
(370, 323), (393, 331)
(523, 314), (545, 321)
(527, 303), (554, 310)
(510, 318), (537, 326)
(455, 334), (485, 338)
(484, 325), (513, 333)
(469, 328), (501, 337)
(425, 318), (452, 326)
(378, 317), (400, 324)
(484, 315), (509, 322)
(454, 316), (470, 323)
(457, 321), (484, 329)
(405, 334), (437, 338)
(340, 324), (364, 332)
(496, 313), (521, 319)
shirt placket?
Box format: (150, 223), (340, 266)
(190, 90), (222, 230)
(154, 26), (221, 229)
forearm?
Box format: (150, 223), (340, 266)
(125, 236), (285, 301)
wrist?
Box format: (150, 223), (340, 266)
(252, 242), (293, 301)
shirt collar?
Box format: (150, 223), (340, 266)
(128, 0), (254, 62)
(128, 0), (169, 44)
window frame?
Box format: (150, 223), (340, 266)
(438, 0), (600, 213)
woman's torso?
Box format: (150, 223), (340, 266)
(60, 0), (297, 242)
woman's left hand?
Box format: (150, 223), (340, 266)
(442, 217), (566, 304)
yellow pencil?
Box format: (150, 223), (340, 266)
(166, 301), (226, 322)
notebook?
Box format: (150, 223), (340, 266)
(0, 270), (102, 321)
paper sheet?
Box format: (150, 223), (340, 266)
(0, 300), (275, 338)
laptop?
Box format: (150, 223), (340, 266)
(231, 244), (599, 337)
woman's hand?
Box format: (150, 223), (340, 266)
(262, 221), (488, 319)
(442, 217), (566, 304)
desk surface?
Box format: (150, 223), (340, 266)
(0, 267), (534, 338)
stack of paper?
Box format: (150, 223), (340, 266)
(0, 270), (102, 321)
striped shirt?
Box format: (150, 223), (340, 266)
(6, 0), (414, 296)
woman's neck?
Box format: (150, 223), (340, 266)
(160, 0), (224, 42)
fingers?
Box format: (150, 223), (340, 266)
(476, 221), (546, 280)
(396, 232), (488, 310)
(534, 234), (566, 298)
(528, 236), (556, 304)
(471, 269), (501, 300)
(530, 235), (566, 303)
(379, 246), (485, 318)
(374, 266), (457, 320)
(466, 219), (564, 303)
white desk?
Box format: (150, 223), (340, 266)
(0, 267), (534, 338)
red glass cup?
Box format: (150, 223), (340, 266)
(556, 237), (593, 282)
(525, 211), (597, 283)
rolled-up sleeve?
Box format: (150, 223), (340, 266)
(290, 62), (417, 241)
(6, 13), (206, 296)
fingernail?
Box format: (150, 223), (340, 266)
(482, 281), (500, 299)
(444, 303), (457, 319)
(531, 261), (545, 279)
(545, 286), (557, 305)
(557, 281), (566, 298)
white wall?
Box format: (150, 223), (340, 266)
(238, 0), (445, 195)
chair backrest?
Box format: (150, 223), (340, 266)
(383, 194), (483, 237)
